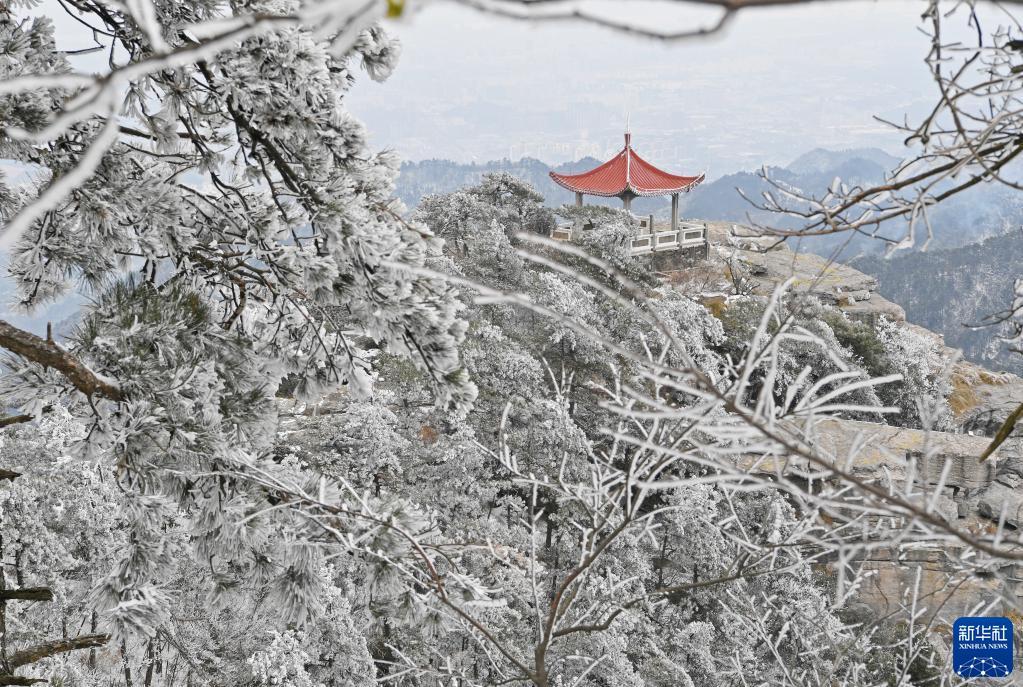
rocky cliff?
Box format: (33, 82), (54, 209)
(668, 222), (1023, 624)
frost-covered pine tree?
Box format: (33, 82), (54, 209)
(0, 0), (473, 642)
(272, 175), (943, 686)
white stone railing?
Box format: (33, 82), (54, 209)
(680, 223), (706, 244)
(552, 225), (573, 241)
(630, 222), (706, 255)
(552, 220), (706, 256)
(633, 213), (656, 231)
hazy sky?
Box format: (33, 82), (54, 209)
(348, 1), (952, 177)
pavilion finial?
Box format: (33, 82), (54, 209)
(625, 113), (631, 148)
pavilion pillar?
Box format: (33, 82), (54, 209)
(671, 193), (679, 232)
(622, 195), (632, 212)
(575, 192), (583, 207)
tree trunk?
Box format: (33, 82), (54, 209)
(89, 612), (97, 670)
(1, 533), (7, 671)
(121, 642), (133, 687)
(143, 640), (156, 687)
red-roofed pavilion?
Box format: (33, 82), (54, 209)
(549, 132), (704, 232)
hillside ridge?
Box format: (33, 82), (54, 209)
(687, 221), (1023, 620)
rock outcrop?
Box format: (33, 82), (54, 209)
(700, 221), (908, 321)
(678, 222), (1023, 624)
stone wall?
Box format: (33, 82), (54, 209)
(635, 242), (709, 272)
(743, 417), (1023, 624)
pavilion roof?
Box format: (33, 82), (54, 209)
(549, 135), (705, 197)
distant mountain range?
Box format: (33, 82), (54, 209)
(396, 148), (1023, 257)
(854, 230), (1023, 374)
(683, 147), (902, 231)
(685, 148), (1023, 257)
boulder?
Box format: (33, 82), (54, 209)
(978, 480), (1023, 528)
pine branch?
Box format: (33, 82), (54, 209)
(0, 415), (33, 429)
(0, 589), (53, 603)
(0, 406), (53, 429)
(0, 676), (47, 685)
(0, 320), (123, 401)
(7, 634), (110, 669)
